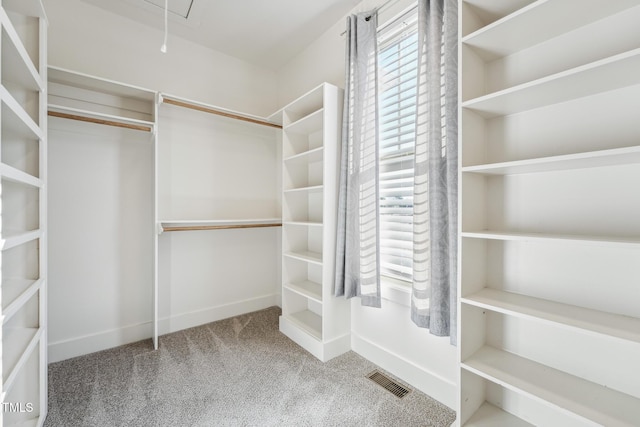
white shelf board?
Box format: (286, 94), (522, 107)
(1, 85), (42, 139)
(0, 163), (41, 187)
(462, 0), (533, 31)
(160, 218), (281, 226)
(2, 278), (43, 324)
(49, 66), (155, 101)
(2, 327), (40, 388)
(2, 0), (47, 19)
(284, 146), (324, 163)
(462, 346), (640, 427)
(462, 288), (640, 344)
(284, 250), (323, 265)
(462, 0), (639, 61)
(284, 280), (322, 303)
(462, 48), (640, 118)
(48, 104), (155, 131)
(462, 145), (640, 175)
(461, 230), (640, 248)
(282, 84), (324, 120)
(283, 185), (323, 194)
(285, 108), (324, 135)
(285, 310), (322, 340)
(1, 9), (43, 91)
(464, 401), (533, 427)
(284, 221), (323, 228)
(1, 229), (42, 250)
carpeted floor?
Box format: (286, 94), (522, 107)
(45, 307), (456, 426)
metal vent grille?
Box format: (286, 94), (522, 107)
(367, 370), (411, 398)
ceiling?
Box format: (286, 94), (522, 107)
(82, 0), (361, 70)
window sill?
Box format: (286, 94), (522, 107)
(380, 276), (411, 307)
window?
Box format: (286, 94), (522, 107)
(378, 7), (419, 282)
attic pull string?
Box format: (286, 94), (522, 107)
(340, 0), (400, 36)
(160, 0), (168, 53)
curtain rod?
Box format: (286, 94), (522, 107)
(340, 0), (402, 36)
(161, 96), (282, 129)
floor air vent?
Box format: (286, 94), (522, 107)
(367, 370), (411, 398)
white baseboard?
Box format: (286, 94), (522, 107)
(351, 332), (457, 410)
(48, 294), (279, 363)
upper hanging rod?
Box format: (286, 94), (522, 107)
(160, 95), (282, 129)
(47, 110), (153, 132)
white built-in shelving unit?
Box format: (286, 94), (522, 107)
(1, 0), (47, 425)
(274, 83), (350, 362)
(459, 0), (640, 425)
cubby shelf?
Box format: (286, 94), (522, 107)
(1, 85), (43, 140)
(1, 229), (42, 251)
(284, 310), (322, 340)
(462, 48), (640, 118)
(462, 145), (640, 175)
(461, 288), (640, 344)
(283, 280), (322, 303)
(284, 250), (323, 265)
(462, 346), (640, 427)
(461, 230), (640, 248)
(1, 9), (43, 91)
(0, 163), (42, 187)
(1, 279), (43, 323)
(285, 108), (323, 135)
(464, 402), (533, 427)
(2, 327), (41, 389)
(284, 146), (324, 163)
(462, 0), (639, 60)
(283, 185), (323, 194)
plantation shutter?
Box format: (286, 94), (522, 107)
(377, 7), (419, 281)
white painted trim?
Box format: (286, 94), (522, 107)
(351, 332), (457, 410)
(48, 293), (279, 363)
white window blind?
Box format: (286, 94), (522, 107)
(378, 7), (419, 282)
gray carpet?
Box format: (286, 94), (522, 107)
(45, 307), (456, 426)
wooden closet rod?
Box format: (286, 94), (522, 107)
(48, 111), (153, 132)
(162, 97), (282, 129)
(162, 223), (282, 232)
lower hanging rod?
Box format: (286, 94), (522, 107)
(162, 223), (282, 232)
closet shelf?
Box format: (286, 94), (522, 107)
(285, 108), (323, 135)
(462, 0), (638, 61)
(461, 230), (640, 248)
(1, 8), (43, 91)
(284, 280), (322, 303)
(462, 288), (640, 344)
(2, 327), (41, 391)
(159, 218), (282, 233)
(462, 48), (640, 118)
(284, 221), (323, 228)
(284, 185), (323, 194)
(2, 0), (48, 19)
(283, 310), (322, 340)
(160, 94), (282, 129)
(49, 66), (154, 102)
(278, 83), (325, 125)
(462, 145), (640, 175)
(1, 229), (42, 251)
(464, 401), (533, 427)
(1, 85), (43, 139)
(461, 346), (640, 426)
(48, 104), (154, 132)
(0, 163), (42, 187)
(2, 279), (43, 324)
(284, 250), (323, 265)
(284, 146), (324, 163)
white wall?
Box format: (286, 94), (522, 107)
(275, 0), (458, 409)
(43, 0), (278, 117)
(44, 0), (281, 362)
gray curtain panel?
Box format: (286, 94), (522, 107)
(411, 0), (459, 344)
(335, 10), (381, 308)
